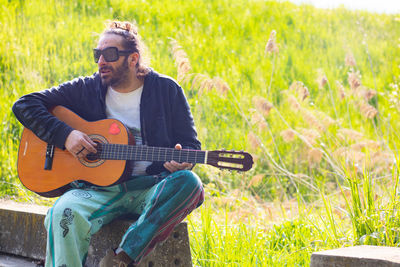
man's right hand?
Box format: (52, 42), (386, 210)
(65, 130), (97, 159)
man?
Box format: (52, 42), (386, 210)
(12, 21), (204, 267)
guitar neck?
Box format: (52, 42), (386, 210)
(96, 144), (207, 164)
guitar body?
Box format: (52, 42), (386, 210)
(17, 106), (132, 197)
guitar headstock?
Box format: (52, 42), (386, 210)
(206, 150), (254, 171)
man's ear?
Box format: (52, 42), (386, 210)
(130, 52), (139, 68)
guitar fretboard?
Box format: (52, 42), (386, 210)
(95, 144), (207, 163)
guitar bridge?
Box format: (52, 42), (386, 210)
(44, 144), (55, 170)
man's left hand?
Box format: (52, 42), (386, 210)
(163, 144), (193, 173)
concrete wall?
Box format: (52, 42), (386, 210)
(0, 200), (192, 266)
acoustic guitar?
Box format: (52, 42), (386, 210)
(17, 106), (253, 197)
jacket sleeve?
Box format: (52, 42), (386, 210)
(145, 82), (201, 175)
(12, 77), (88, 149)
(171, 85), (201, 150)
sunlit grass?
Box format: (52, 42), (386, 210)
(1, 0), (400, 266)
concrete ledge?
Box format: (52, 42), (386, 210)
(0, 200), (192, 266)
(0, 253), (39, 267)
(310, 245), (400, 267)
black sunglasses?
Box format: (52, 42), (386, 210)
(93, 47), (134, 63)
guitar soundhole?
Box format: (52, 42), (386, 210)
(78, 134), (107, 168)
(86, 153), (98, 161)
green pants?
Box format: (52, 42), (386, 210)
(44, 170), (204, 267)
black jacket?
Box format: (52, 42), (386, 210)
(12, 70), (201, 175)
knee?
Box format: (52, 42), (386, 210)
(175, 170), (204, 207)
(176, 170), (203, 191)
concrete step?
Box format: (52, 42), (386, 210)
(0, 253), (41, 267)
(0, 200), (192, 266)
(310, 245), (400, 267)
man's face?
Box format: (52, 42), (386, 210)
(96, 34), (131, 87)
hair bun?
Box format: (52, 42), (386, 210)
(109, 20), (138, 35)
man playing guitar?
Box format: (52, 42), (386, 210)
(13, 21), (204, 267)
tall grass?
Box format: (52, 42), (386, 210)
(186, 159), (400, 266)
(1, 0), (400, 265)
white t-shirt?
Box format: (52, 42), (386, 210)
(105, 86), (151, 176)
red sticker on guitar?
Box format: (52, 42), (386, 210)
(109, 122), (121, 135)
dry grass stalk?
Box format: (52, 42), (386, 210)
(345, 52), (357, 67)
(170, 39), (230, 98)
(257, 121), (268, 131)
(350, 151), (365, 166)
(253, 96), (273, 117)
(356, 86), (377, 101)
(287, 94), (301, 110)
(289, 81), (310, 100)
(199, 77), (214, 92)
(348, 69), (362, 90)
(365, 140), (381, 150)
(191, 73), (210, 93)
(250, 109), (264, 125)
(185, 73), (230, 97)
(370, 151), (394, 168)
(318, 75), (328, 88)
(336, 81), (346, 100)
(333, 147), (347, 158)
(359, 101), (378, 119)
(308, 148), (323, 166)
(213, 77), (230, 96)
(350, 140), (380, 151)
(280, 129), (296, 142)
(265, 30), (278, 54)
(247, 174), (264, 188)
(302, 110), (325, 133)
(350, 142), (367, 151)
(300, 128), (321, 146)
(316, 69), (328, 88)
(372, 166), (390, 175)
(170, 39), (192, 83)
(315, 110), (336, 128)
(180, 73), (195, 87)
(250, 111), (268, 131)
(333, 147), (365, 168)
(248, 132), (261, 150)
(337, 128), (364, 141)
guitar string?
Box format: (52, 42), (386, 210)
(40, 145), (247, 167)
(33, 148), (247, 169)
(96, 146), (247, 168)
(96, 144), (246, 162)
(96, 144), (207, 163)
(100, 148), (205, 161)
(44, 145), (244, 163)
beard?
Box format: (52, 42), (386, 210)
(99, 57), (130, 87)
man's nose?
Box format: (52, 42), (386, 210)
(98, 55), (107, 65)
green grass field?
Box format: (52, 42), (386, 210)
(1, 0), (400, 266)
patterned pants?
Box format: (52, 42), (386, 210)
(44, 170), (204, 267)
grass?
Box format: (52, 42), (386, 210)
(1, 0), (400, 266)
(187, 160), (400, 266)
